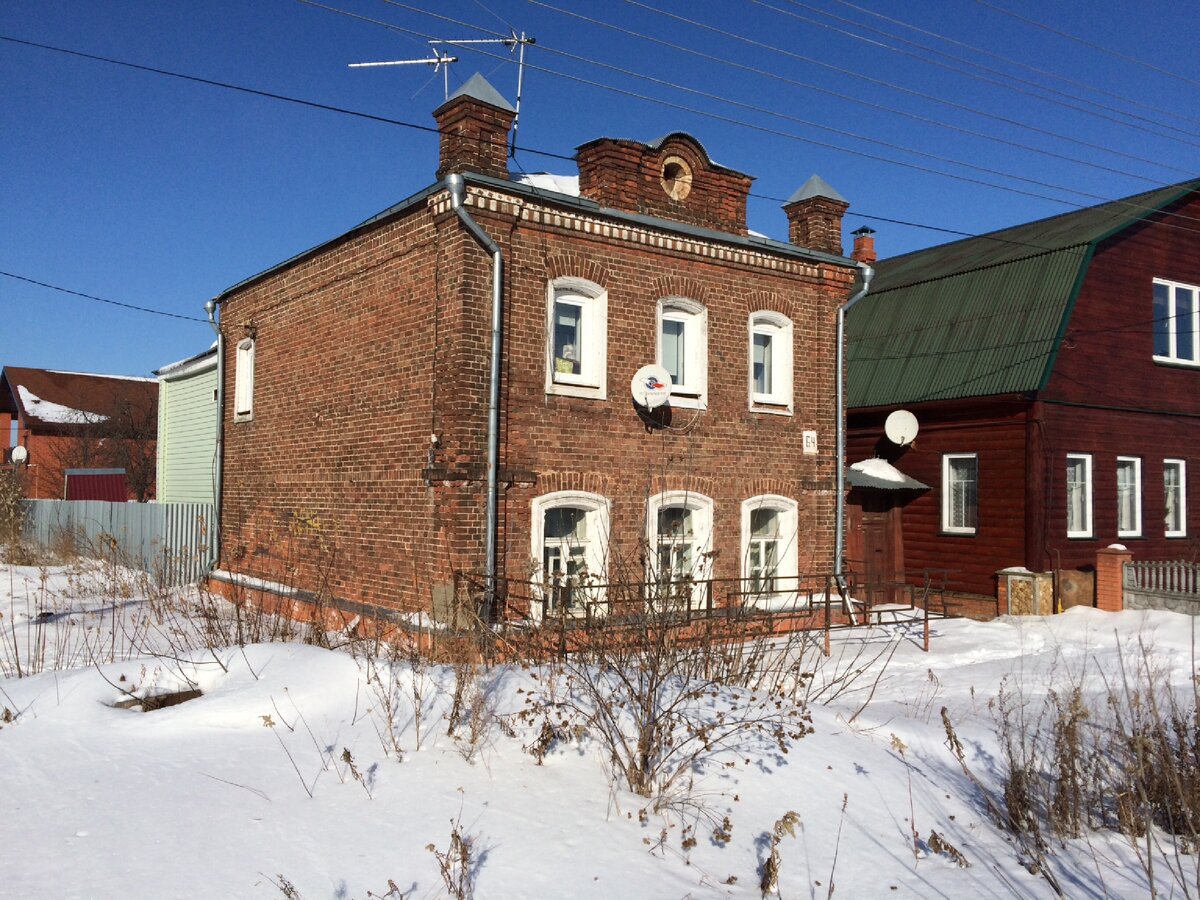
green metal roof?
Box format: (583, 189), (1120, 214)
(848, 178), (1200, 408)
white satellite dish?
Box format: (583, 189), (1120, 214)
(884, 409), (919, 446)
(10, 446), (28, 465)
(630, 364), (672, 410)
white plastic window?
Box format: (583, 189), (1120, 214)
(1153, 278), (1200, 366)
(1165, 459), (1187, 537)
(531, 491), (610, 617)
(234, 338), (255, 422)
(1066, 454), (1093, 538)
(942, 454), (978, 535)
(646, 491), (714, 610)
(546, 278), (608, 399)
(741, 495), (799, 598)
(748, 312), (793, 413)
(657, 298), (707, 408)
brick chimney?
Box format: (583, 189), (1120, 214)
(576, 132), (753, 234)
(851, 226), (877, 263)
(433, 73), (515, 181)
(783, 175), (849, 255)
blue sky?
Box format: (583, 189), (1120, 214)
(3, 1), (1197, 377)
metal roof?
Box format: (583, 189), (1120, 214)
(848, 178), (1200, 408)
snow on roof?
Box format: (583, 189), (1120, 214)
(513, 172), (580, 197)
(155, 342), (219, 378)
(847, 457), (929, 491)
(17, 385), (107, 424)
(46, 369), (155, 382)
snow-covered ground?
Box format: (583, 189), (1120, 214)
(1, 560), (1197, 899)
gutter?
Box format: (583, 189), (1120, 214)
(204, 299), (224, 571)
(835, 261), (874, 592)
(446, 173), (505, 618)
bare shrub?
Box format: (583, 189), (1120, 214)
(427, 802), (477, 900)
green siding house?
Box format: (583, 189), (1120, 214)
(154, 346), (218, 505)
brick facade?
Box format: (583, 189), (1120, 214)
(214, 77), (858, 622)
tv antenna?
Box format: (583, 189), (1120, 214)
(429, 31), (535, 157)
(349, 48), (459, 100)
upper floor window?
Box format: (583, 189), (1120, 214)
(1066, 453), (1093, 538)
(1153, 278), (1199, 366)
(748, 312), (793, 413)
(1116, 456), (1142, 538)
(546, 277), (608, 400)
(646, 491), (714, 610)
(531, 491), (610, 618)
(657, 298), (707, 408)
(234, 338), (255, 422)
(1165, 459), (1187, 537)
(741, 495), (799, 598)
(941, 454), (978, 535)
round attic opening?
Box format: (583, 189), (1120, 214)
(660, 156), (693, 201)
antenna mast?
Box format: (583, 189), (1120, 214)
(349, 49), (459, 100)
(429, 31), (535, 157)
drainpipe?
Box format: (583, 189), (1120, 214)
(446, 173), (504, 617)
(835, 262), (874, 590)
(204, 298), (224, 571)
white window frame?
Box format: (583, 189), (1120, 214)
(545, 277), (608, 400)
(1165, 459), (1187, 538)
(646, 491), (715, 611)
(1116, 456), (1143, 538)
(748, 311), (793, 414)
(1153, 278), (1200, 367)
(656, 297), (707, 409)
(530, 491), (610, 619)
(234, 337), (255, 422)
(740, 495), (799, 600)
(1066, 453), (1094, 539)
(941, 453), (978, 535)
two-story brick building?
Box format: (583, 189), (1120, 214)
(210, 74), (863, 625)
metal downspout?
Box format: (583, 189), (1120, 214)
(204, 299), (225, 571)
(835, 262), (874, 590)
(446, 173), (504, 616)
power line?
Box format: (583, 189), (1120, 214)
(0, 271), (210, 323)
(974, 0), (1200, 91)
(526, 0), (1179, 187)
(828, 0), (1200, 132)
(776, 0), (1200, 147)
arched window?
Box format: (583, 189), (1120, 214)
(741, 495), (799, 603)
(531, 491), (610, 617)
(234, 338), (255, 422)
(748, 311), (793, 413)
(646, 491), (714, 610)
(656, 297), (707, 408)
(546, 277), (607, 399)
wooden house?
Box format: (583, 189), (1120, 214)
(845, 179), (1200, 608)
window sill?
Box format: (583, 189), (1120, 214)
(233, 413), (254, 424)
(670, 394), (707, 410)
(939, 529), (977, 537)
(749, 402), (793, 417)
(546, 382), (607, 401)
(1153, 355), (1200, 369)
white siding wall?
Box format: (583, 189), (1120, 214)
(157, 359), (218, 504)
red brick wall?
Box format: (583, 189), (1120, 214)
(216, 182), (856, 617)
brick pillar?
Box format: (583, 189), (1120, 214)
(1095, 544), (1132, 612)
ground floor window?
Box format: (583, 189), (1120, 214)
(941, 454), (978, 534)
(1165, 459), (1187, 537)
(1116, 456), (1142, 538)
(531, 491), (610, 617)
(741, 495), (799, 598)
(1066, 454), (1093, 538)
(646, 491), (714, 610)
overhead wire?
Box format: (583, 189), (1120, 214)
(773, 0), (1200, 146)
(974, 0), (1200, 91)
(526, 0), (1181, 187)
(828, 0), (1200, 131)
(0, 271), (210, 323)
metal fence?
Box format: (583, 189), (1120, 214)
(22, 500), (215, 586)
(1123, 559), (1200, 614)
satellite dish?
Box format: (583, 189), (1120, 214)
(884, 409), (919, 446)
(10, 446), (28, 465)
(630, 364), (672, 410)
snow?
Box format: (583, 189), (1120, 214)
(513, 172), (581, 196)
(2, 560), (1197, 899)
(850, 456), (910, 483)
(16, 385), (107, 424)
